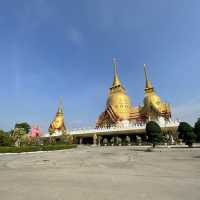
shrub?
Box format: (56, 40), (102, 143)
(60, 134), (74, 144)
(178, 122), (196, 147)
(146, 121), (163, 148)
(0, 131), (13, 146)
(0, 144), (77, 153)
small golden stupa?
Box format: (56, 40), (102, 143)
(49, 98), (66, 133)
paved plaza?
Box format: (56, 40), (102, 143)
(0, 146), (200, 200)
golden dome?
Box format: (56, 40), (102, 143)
(106, 59), (133, 120)
(144, 92), (162, 111)
(143, 65), (171, 115)
(107, 91), (132, 120)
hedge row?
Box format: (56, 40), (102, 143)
(0, 144), (77, 153)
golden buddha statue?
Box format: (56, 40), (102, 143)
(141, 64), (171, 120)
(48, 98), (66, 133)
(96, 59), (133, 127)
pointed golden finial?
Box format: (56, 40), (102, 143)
(144, 64), (153, 90)
(144, 64), (148, 84)
(58, 97), (63, 114)
(112, 58), (121, 87)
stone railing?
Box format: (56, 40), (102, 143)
(69, 119), (180, 136)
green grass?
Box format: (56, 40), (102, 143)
(0, 144), (77, 153)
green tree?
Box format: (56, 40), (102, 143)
(178, 122), (196, 147)
(15, 122), (30, 134)
(146, 121), (163, 148)
(11, 128), (27, 146)
(60, 132), (73, 145)
(194, 118), (200, 142)
(0, 130), (13, 146)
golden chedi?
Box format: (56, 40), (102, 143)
(141, 64), (171, 120)
(49, 99), (66, 133)
(96, 60), (133, 127)
(107, 62), (132, 120)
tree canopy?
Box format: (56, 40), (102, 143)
(178, 122), (196, 147)
(15, 122), (31, 134)
(0, 130), (13, 146)
(146, 121), (163, 147)
(194, 118), (200, 142)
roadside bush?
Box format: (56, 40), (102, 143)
(0, 144), (77, 153)
(41, 134), (74, 146)
(20, 136), (42, 146)
(0, 131), (13, 146)
(60, 134), (74, 144)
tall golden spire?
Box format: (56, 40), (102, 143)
(142, 64), (171, 120)
(144, 64), (153, 90)
(105, 58), (132, 121)
(57, 97), (63, 115)
(144, 64), (148, 85)
(112, 58), (122, 87)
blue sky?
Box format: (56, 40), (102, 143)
(0, 0), (200, 131)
